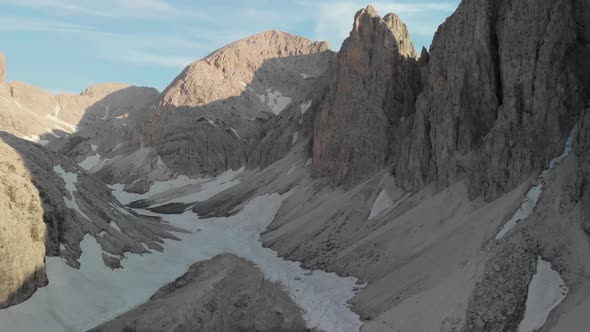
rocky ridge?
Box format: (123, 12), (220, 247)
(90, 254), (307, 332)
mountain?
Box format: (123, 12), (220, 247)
(144, 30), (334, 180)
(312, 7), (421, 185)
(1, 1), (590, 331)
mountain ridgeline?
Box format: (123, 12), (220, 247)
(1, 0), (590, 331)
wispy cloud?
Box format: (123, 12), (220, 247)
(0, 15), (94, 33)
(105, 51), (195, 68)
(0, 0), (205, 20)
(0, 0), (460, 92)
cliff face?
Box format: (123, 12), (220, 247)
(396, 0), (590, 199)
(312, 6), (421, 185)
(0, 140), (47, 309)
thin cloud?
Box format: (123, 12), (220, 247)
(0, 0), (206, 20)
(0, 15), (94, 33)
(105, 51), (194, 68)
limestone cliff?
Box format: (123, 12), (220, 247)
(312, 6), (421, 185)
(396, 0), (590, 199)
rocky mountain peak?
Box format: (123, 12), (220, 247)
(160, 30), (331, 108)
(350, 6), (417, 59)
(0, 52), (5, 84)
(312, 8), (421, 185)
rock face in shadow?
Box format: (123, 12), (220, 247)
(0, 133), (181, 269)
(143, 30), (334, 178)
(396, 0), (590, 199)
(312, 6), (421, 185)
(0, 140), (47, 309)
(89, 254), (307, 332)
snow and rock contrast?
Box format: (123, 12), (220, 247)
(1, 1), (590, 331)
(90, 254), (308, 332)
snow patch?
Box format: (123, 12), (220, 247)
(286, 163), (297, 176)
(78, 154), (102, 171)
(109, 167), (244, 206)
(110, 221), (122, 233)
(0, 176), (362, 332)
(53, 165), (90, 221)
(300, 73), (311, 79)
(291, 131), (299, 145)
(369, 189), (394, 219)
(496, 128), (576, 240)
(230, 127), (241, 139)
(518, 257), (569, 332)
(266, 89), (291, 115)
(207, 119), (216, 127)
(22, 135), (50, 146)
(300, 100), (312, 115)
(305, 158), (312, 167)
(91, 144), (98, 152)
(256, 93), (265, 103)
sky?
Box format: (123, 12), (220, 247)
(0, 0), (460, 93)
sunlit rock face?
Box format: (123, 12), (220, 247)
(144, 30), (334, 179)
(0, 140), (47, 309)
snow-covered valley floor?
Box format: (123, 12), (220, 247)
(0, 173), (363, 332)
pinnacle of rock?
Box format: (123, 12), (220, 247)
(312, 7), (421, 185)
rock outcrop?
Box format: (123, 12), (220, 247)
(312, 6), (421, 185)
(0, 140), (47, 309)
(396, 0), (590, 199)
(90, 254), (307, 332)
(144, 30), (334, 178)
(0, 133), (180, 269)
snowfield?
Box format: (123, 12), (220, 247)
(519, 257), (569, 332)
(369, 189), (394, 219)
(496, 128), (576, 240)
(0, 170), (363, 332)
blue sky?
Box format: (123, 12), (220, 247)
(0, 0), (460, 93)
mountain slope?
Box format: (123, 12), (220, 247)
(143, 30), (334, 179)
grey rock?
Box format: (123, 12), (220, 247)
(144, 30), (334, 179)
(89, 254), (307, 332)
(0, 133), (182, 268)
(395, 0), (590, 200)
(312, 6), (421, 186)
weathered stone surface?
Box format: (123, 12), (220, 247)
(396, 0), (590, 199)
(312, 6), (421, 185)
(0, 133), (181, 269)
(144, 31), (333, 178)
(90, 254), (307, 332)
(0, 139), (47, 308)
